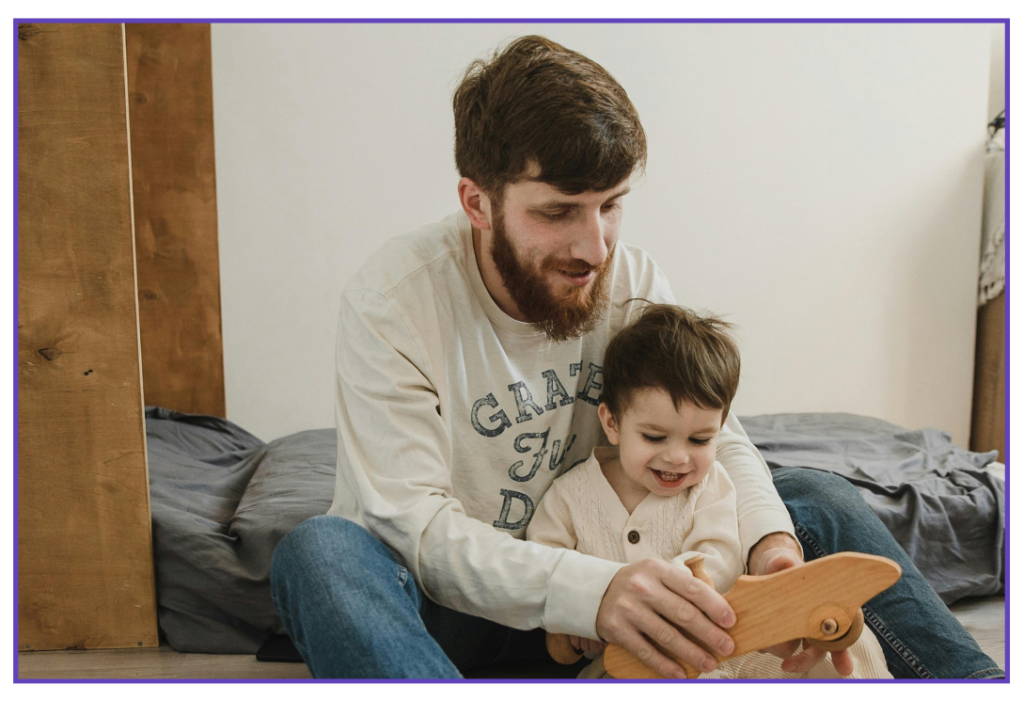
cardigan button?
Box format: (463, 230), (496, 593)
(627, 530), (640, 544)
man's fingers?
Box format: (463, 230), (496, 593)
(615, 627), (697, 679)
(630, 609), (719, 675)
(596, 559), (738, 678)
(658, 568), (735, 655)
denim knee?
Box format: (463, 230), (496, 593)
(774, 467), (870, 520)
(271, 516), (386, 610)
(772, 467), (892, 557)
(774, 466), (860, 506)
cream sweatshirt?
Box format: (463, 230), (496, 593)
(327, 210), (796, 639)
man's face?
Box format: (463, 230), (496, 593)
(487, 176), (630, 342)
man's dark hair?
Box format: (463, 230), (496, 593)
(602, 304), (741, 422)
(453, 35), (647, 199)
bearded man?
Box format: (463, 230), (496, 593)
(269, 35), (1003, 680)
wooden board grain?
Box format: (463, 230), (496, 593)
(17, 22), (159, 651)
(125, 23), (225, 416)
(970, 292), (1004, 460)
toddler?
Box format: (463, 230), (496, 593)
(527, 304), (891, 679)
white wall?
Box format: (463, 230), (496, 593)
(211, 23), (995, 445)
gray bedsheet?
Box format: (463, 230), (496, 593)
(147, 407), (335, 654)
(739, 413), (1004, 604)
(146, 408), (1004, 654)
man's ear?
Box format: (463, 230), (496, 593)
(598, 403), (620, 445)
(458, 177), (492, 231)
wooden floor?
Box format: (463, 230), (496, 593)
(18, 644), (313, 680)
(947, 595), (1006, 672)
(17, 597), (1005, 680)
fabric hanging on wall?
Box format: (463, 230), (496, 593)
(978, 128), (1005, 305)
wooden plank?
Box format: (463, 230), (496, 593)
(124, 23), (225, 417)
(17, 22), (158, 651)
(970, 292), (1005, 460)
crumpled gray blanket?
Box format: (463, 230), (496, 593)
(146, 408), (1004, 654)
(146, 407), (335, 654)
(739, 412), (1004, 604)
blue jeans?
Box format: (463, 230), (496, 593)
(269, 515), (585, 679)
(271, 468), (1003, 679)
(772, 467), (1003, 679)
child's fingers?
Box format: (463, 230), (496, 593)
(759, 638), (800, 658)
(830, 648), (855, 676)
(780, 643), (825, 674)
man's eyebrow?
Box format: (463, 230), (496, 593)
(532, 186), (632, 209)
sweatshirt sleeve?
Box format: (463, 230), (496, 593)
(333, 288), (622, 639)
(715, 412), (802, 567)
(669, 465), (745, 593)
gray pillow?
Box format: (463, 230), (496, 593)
(147, 407), (335, 653)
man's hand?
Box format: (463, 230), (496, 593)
(749, 534), (855, 677)
(596, 558), (736, 678)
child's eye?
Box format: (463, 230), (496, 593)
(690, 438), (711, 446)
(642, 434), (665, 443)
(601, 202), (620, 213)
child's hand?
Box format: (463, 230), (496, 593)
(751, 546), (856, 677)
(569, 635), (607, 654)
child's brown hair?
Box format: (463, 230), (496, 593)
(602, 303), (740, 422)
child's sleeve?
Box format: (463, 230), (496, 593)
(526, 478), (578, 551)
(669, 464), (746, 593)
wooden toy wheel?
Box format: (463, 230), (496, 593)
(812, 608), (865, 652)
(546, 632), (583, 664)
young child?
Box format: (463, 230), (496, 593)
(526, 304), (891, 679)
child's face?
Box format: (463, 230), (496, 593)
(598, 388), (722, 497)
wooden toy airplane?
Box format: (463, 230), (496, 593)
(547, 551), (901, 679)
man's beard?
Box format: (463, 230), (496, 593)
(489, 204), (615, 342)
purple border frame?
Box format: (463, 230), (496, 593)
(12, 16), (1011, 683)
(12, 17), (18, 686)
(7, 17), (1014, 24)
(1004, 16), (1011, 689)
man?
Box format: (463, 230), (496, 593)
(270, 35), (1002, 680)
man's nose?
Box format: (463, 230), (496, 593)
(569, 210), (610, 267)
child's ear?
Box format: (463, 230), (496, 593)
(598, 403), (620, 445)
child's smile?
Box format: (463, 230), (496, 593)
(598, 387), (723, 503)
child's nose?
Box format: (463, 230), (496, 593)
(664, 447), (689, 465)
